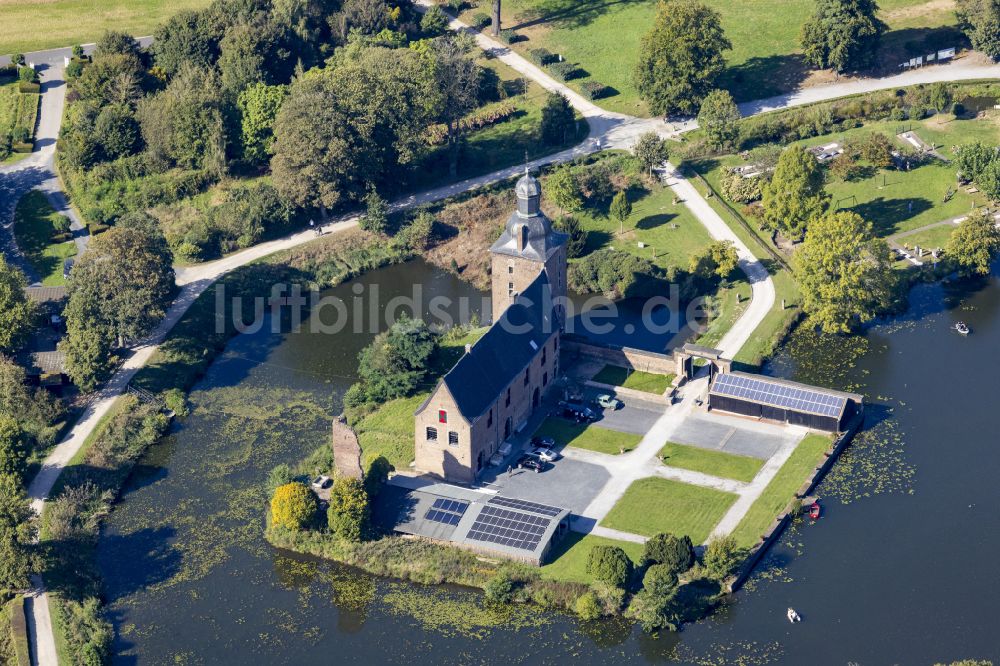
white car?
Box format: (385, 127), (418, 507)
(532, 447), (559, 462)
(311, 475), (332, 490)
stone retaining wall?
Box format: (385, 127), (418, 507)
(562, 338), (676, 375)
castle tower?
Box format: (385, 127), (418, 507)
(488, 170), (568, 323)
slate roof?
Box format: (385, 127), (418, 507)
(422, 271), (558, 421)
(24, 286), (67, 304)
(489, 175), (567, 262)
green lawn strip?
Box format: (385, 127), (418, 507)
(590, 364), (674, 394)
(47, 597), (73, 666)
(0, 0), (212, 53)
(540, 532), (644, 584)
(462, 0), (952, 114)
(694, 283), (749, 350)
(532, 417), (642, 455)
(658, 441), (763, 483)
(893, 224), (955, 252)
(601, 477), (739, 543)
(13, 190), (76, 285)
(729, 433), (832, 548)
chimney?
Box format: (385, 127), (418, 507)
(465, 343), (472, 354)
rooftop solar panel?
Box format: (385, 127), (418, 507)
(466, 505), (553, 552)
(488, 496), (562, 517)
(432, 498), (469, 515)
(710, 373), (847, 418)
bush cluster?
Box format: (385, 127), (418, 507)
(581, 81), (608, 100)
(546, 61), (580, 81)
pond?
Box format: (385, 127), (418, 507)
(99, 260), (1000, 664)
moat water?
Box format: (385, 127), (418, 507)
(99, 259), (1000, 664)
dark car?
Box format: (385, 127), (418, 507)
(530, 436), (555, 449)
(560, 403), (597, 423)
(517, 454), (545, 473)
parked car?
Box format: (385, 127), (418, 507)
(311, 475), (332, 490)
(532, 446), (559, 462)
(517, 454), (545, 472)
(558, 401), (597, 422)
(596, 394), (623, 410)
(530, 436), (555, 449)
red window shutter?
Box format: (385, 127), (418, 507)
(439, 410), (447, 423)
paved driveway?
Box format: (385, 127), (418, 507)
(480, 456), (609, 515)
(669, 412), (797, 459)
(581, 388), (666, 436)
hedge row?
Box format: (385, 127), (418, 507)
(581, 81), (609, 100)
(547, 61), (581, 81)
(8, 597), (29, 666)
(425, 100), (518, 145)
(529, 48), (554, 66)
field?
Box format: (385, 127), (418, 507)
(13, 190), (77, 285)
(540, 532), (644, 583)
(458, 0), (959, 115)
(730, 433), (832, 548)
(601, 476), (738, 543)
(0, 0), (211, 54)
(659, 441), (764, 483)
(531, 417), (642, 454)
(590, 364), (674, 394)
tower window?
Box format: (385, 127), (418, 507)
(541, 347), (547, 365)
(487, 409), (493, 427)
(523, 368), (530, 386)
(543, 372), (548, 387)
(508, 282), (514, 296)
(508, 265), (514, 274)
(426, 427), (437, 441)
(505, 388), (511, 407)
(448, 431), (459, 446)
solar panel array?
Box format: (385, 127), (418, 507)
(467, 505), (551, 551)
(711, 373), (846, 418)
(424, 498), (469, 527)
(488, 496), (562, 517)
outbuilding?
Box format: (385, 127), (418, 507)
(708, 371), (863, 432)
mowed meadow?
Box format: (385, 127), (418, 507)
(0, 0), (210, 53)
(475, 0), (962, 114)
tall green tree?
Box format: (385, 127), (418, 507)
(0, 356), (60, 450)
(793, 210), (894, 333)
(957, 0), (1000, 59)
(633, 131), (670, 175)
(238, 82), (287, 166)
(946, 208), (1000, 275)
(426, 36), (483, 177)
(327, 476), (369, 542)
(0, 256), (34, 353)
(697, 89), (741, 149)
(0, 417), (25, 480)
(355, 316), (438, 403)
(800, 0), (887, 72)
(634, 0), (731, 116)
(547, 166), (583, 214)
(761, 145), (829, 239)
(0, 472), (32, 592)
(94, 30), (142, 58)
(553, 216), (588, 258)
(929, 82), (952, 113)
(218, 20), (294, 97)
(955, 141), (999, 181)
(539, 92), (576, 145)
(62, 228), (174, 390)
(609, 190), (632, 234)
(152, 9), (222, 76)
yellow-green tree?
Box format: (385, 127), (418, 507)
(793, 210), (893, 333)
(327, 477), (369, 542)
(271, 482), (317, 530)
(762, 145), (829, 239)
(946, 208), (1000, 276)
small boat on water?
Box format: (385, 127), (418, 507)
(955, 321), (971, 335)
(787, 608), (802, 623)
(809, 501), (821, 520)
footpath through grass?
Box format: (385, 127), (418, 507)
(602, 476), (738, 543)
(532, 417), (642, 455)
(659, 441), (763, 483)
(540, 532), (644, 584)
(13, 190), (76, 285)
(591, 364), (674, 394)
(730, 433), (832, 548)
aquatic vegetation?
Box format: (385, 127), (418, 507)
(822, 418), (915, 504)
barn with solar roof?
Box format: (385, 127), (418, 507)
(707, 371), (863, 432)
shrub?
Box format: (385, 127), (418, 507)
(888, 106), (907, 121)
(553, 215), (588, 258)
(470, 12), (491, 29)
(162, 388), (188, 417)
(575, 591), (601, 620)
(66, 60), (85, 79)
(642, 533), (694, 574)
(547, 61), (580, 81)
(11, 126), (29, 144)
(421, 5), (450, 36)
(360, 190), (389, 235)
(953, 101), (966, 116)
(586, 545), (631, 589)
(484, 570), (516, 604)
(446, 0), (466, 11)
(529, 48), (554, 66)
(270, 482), (317, 530)
(267, 464), (295, 491)
(499, 29), (518, 44)
(581, 81), (608, 100)
(702, 535), (747, 582)
(399, 210), (435, 250)
(17, 66), (36, 84)
(327, 476), (369, 542)
(642, 563), (679, 595)
(569, 248), (661, 299)
(721, 172), (763, 203)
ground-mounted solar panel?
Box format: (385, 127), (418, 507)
(466, 505), (552, 551)
(488, 496), (562, 517)
(710, 373), (847, 418)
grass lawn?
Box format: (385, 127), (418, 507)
(730, 433), (832, 548)
(13, 190), (76, 285)
(0, 0), (211, 54)
(694, 283), (749, 350)
(659, 441), (763, 483)
(531, 417), (642, 454)
(894, 223), (955, 251)
(540, 532), (644, 584)
(601, 476), (738, 543)
(458, 0), (955, 115)
(591, 364), (674, 394)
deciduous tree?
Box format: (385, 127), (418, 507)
(586, 544), (631, 588)
(327, 476), (369, 541)
(547, 166), (583, 214)
(94, 30), (142, 59)
(955, 141), (999, 181)
(957, 0), (1000, 59)
(800, 0), (887, 72)
(793, 210), (894, 333)
(761, 145), (829, 239)
(271, 481), (318, 530)
(702, 535), (747, 582)
(946, 208), (1000, 275)
(698, 89), (741, 149)
(152, 9), (221, 76)
(238, 82), (287, 166)
(539, 92), (576, 145)
(0, 256), (34, 353)
(642, 532), (694, 574)
(356, 316), (438, 402)
(634, 0), (731, 116)
(609, 189), (632, 234)
(0, 472), (32, 591)
(633, 131), (670, 175)
(553, 215), (588, 258)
